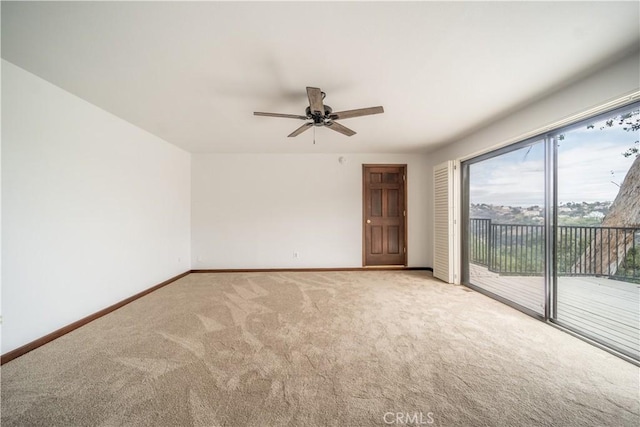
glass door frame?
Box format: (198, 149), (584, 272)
(461, 100), (640, 363)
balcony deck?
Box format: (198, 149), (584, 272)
(469, 263), (640, 360)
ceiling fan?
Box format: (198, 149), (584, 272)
(254, 87), (384, 137)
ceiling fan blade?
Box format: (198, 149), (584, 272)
(288, 123), (313, 137)
(254, 112), (308, 120)
(306, 87), (325, 114)
(330, 106), (384, 120)
(326, 121), (356, 137)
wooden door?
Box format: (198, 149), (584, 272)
(363, 165), (407, 266)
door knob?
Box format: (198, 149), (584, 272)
(366, 219), (371, 224)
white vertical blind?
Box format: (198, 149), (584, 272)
(433, 161), (458, 283)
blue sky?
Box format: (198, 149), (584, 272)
(469, 113), (638, 207)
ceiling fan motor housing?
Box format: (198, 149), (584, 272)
(306, 105), (333, 125)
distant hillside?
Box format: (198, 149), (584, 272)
(470, 201), (611, 226)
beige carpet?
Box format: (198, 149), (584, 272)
(1, 271), (638, 426)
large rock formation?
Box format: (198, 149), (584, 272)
(574, 156), (639, 276)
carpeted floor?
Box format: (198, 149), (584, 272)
(1, 271), (638, 426)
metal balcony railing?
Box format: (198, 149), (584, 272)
(469, 219), (640, 281)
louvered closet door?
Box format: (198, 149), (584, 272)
(434, 161), (456, 283)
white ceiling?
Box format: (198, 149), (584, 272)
(2, 1), (639, 154)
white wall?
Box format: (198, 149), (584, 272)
(426, 50), (640, 268)
(191, 153), (430, 269)
(428, 51), (640, 166)
(1, 60), (192, 354)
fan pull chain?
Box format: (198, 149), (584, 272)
(313, 126), (316, 145)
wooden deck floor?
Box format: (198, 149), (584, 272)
(469, 263), (640, 360)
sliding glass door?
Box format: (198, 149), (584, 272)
(462, 101), (639, 361)
(553, 107), (639, 360)
(464, 138), (547, 317)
